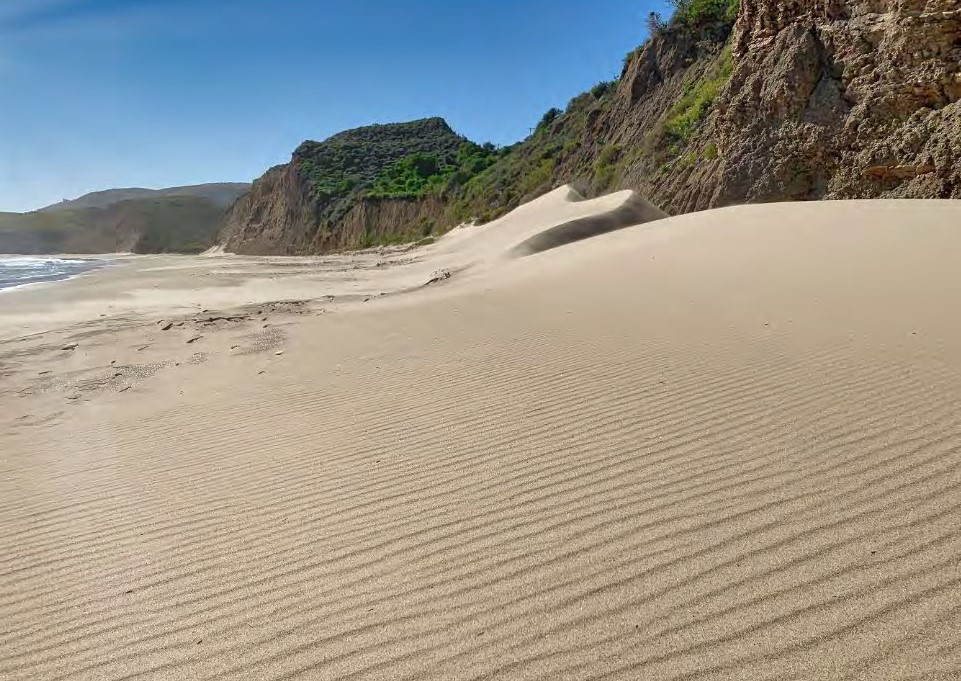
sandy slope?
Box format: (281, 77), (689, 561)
(3, 190), (961, 680)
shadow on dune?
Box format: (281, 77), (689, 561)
(509, 190), (667, 258)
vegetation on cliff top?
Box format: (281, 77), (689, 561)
(294, 118), (467, 212)
(368, 142), (501, 199)
(292, 117), (511, 236)
(649, 0), (739, 38)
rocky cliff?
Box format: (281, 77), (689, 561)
(663, 0), (961, 210)
(219, 160), (448, 254)
(220, 0), (960, 255)
(467, 0), (960, 218)
(218, 118), (492, 254)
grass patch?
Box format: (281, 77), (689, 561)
(521, 158), (555, 196)
(664, 44), (733, 141)
(593, 144), (621, 191)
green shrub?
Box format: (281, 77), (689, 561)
(593, 144), (621, 191)
(537, 108), (562, 131)
(591, 81), (615, 99)
(664, 45), (733, 141)
(418, 217), (435, 237)
(367, 142), (499, 199)
(566, 92), (594, 115)
(541, 142), (565, 160)
(596, 144), (619, 168)
(704, 142), (719, 160)
(521, 158), (555, 196)
(677, 151), (698, 169)
(669, 0), (739, 28)
(368, 153), (444, 198)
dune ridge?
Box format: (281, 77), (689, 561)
(2, 195), (961, 679)
(508, 189), (666, 257)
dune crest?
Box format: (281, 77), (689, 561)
(508, 189), (666, 258)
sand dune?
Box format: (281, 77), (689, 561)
(509, 189), (665, 257)
(3, 192), (961, 679)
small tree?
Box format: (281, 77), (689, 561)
(646, 11), (667, 36)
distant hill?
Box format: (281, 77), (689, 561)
(0, 182), (250, 254)
(0, 192), (243, 255)
(38, 182), (249, 213)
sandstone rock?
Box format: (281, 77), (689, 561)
(864, 164), (936, 180)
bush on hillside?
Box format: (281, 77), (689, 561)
(593, 144), (621, 191)
(670, 0), (739, 25)
(664, 45), (733, 140)
(368, 142), (500, 199)
(537, 108), (563, 131)
(591, 81), (616, 99)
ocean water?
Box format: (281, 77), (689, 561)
(0, 257), (106, 291)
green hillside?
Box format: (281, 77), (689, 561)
(38, 182), (249, 213)
(290, 117), (500, 228)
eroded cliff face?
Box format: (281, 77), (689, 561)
(219, 164), (317, 255)
(220, 165), (447, 254)
(645, 0), (961, 210)
(335, 196), (447, 250)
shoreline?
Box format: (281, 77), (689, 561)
(0, 255), (113, 294)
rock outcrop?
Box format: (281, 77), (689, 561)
(217, 164), (316, 255)
(528, 0), (960, 215)
(219, 164), (447, 254)
(699, 0), (961, 207)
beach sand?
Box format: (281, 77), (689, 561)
(3, 189), (961, 679)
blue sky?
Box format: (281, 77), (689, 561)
(0, 0), (669, 212)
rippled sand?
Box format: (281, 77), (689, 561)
(3, 191), (961, 679)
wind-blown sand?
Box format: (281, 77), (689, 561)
(3, 189), (961, 679)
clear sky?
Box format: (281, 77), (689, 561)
(0, 0), (669, 212)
